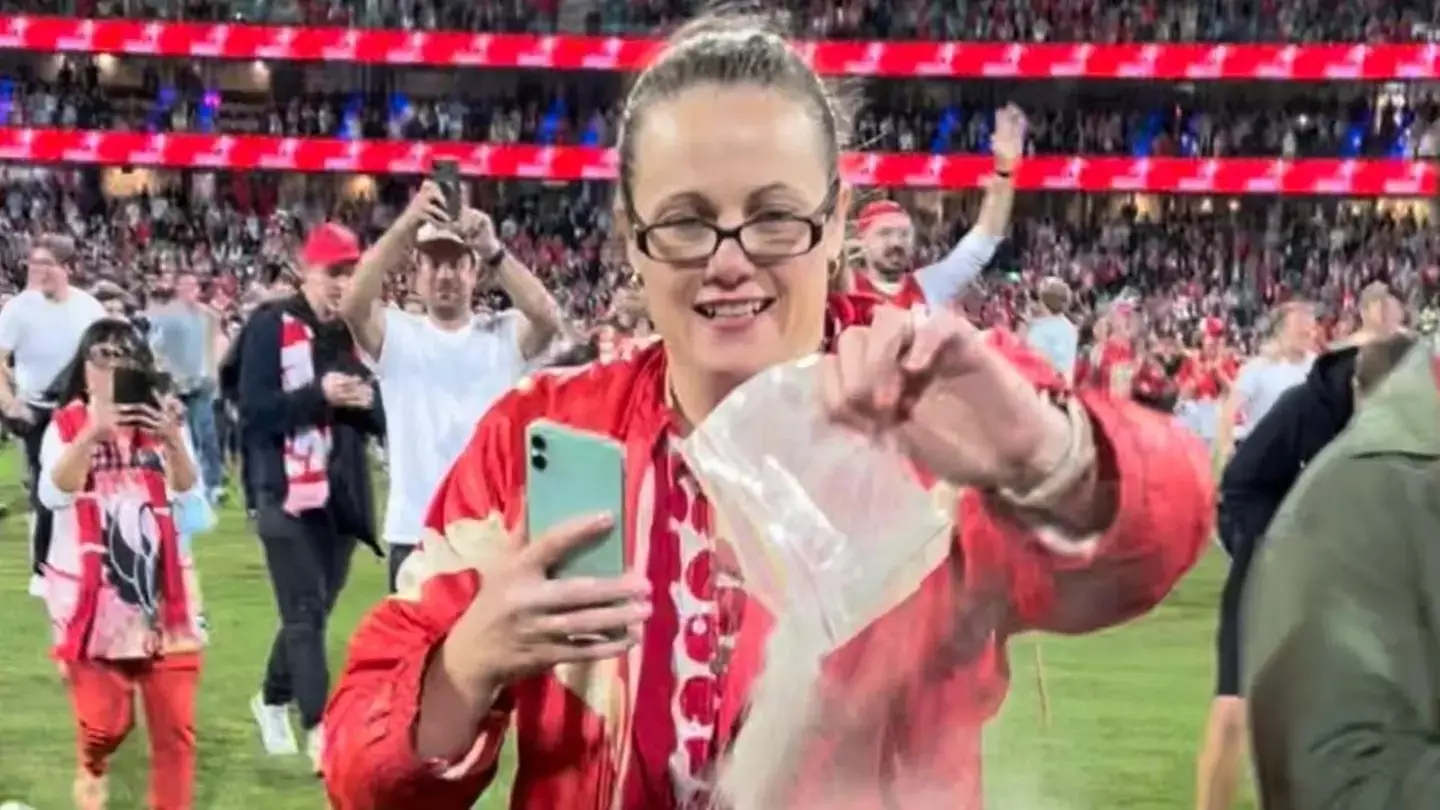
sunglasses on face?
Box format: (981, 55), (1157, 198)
(88, 345), (137, 367)
(325, 262), (357, 279)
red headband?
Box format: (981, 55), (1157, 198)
(855, 200), (911, 235)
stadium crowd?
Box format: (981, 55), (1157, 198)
(7, 60), (1440, 160)
(0, 168), (1434, 363)
(23, 0), (1433, 43)
(7, 164), (1438, 502)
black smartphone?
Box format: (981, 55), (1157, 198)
(432, 159), (461, 220)
(113, 367), (159, 408)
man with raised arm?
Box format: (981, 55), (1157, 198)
(339, 181), (567, 593)
(850, 104), (1026, 311)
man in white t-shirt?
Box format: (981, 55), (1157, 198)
(0, 234), (105, 581)
(340, 181), (567, 592)
(1219, 301), (1317, 458)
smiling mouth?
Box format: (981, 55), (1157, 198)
(694, 299), (776, 320)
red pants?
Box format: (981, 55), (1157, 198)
(67, 652), (201, 810)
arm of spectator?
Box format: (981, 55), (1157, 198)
(0, 296), (24, 418)
(343, 181), (447, 359)
(342, 222), (407, 360)
(489, 251), (567, 363)
(204, 306), (223, 382)
(236, 305), (329, 438)
(914, 105), (1022, 308)
(1216, 362), (1256, 458)
(42, 418), (101, 506)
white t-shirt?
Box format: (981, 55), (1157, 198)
(0, 288), (106, 405)
(374, 308), (532, 546)
(1234, 354), (1314, 439)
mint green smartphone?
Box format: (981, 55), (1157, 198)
(525, 419), (626, 582)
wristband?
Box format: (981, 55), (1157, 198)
(994, 397), (1094, 511)
(482, 248), (507, 269)
(994, 167), (1014, 179)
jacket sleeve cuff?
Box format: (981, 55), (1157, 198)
(1005, 392), (1156, 568)
(351, 637), (511, 790)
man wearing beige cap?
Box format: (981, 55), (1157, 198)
(1025, 276), (1079, 383)
(340, 181), (566, 595)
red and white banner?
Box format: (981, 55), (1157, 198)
(1, 129), (1432, 196)
(2, 15), (1438, 80)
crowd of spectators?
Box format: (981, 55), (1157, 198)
(7, 63), (1440, 161)
(987, 204), (1440, 346)
(3, 0), (1429, 43)
(1, 168), (1435, 353)
(0, 170), (626, 328)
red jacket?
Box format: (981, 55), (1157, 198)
(851, 271), (927, 311)
(323, 297), (1213, 809)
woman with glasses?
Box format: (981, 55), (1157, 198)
(35, 318), (205, 810)
(324, 14), (1213, 810)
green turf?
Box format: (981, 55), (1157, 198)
(0, 446), (1248, 808)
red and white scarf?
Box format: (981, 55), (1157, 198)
(280, 312), (331, 514)
(51, 400), (190, 662)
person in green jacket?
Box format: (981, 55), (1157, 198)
(1244, 334), (1440, 808)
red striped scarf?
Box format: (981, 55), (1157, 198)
(51, 400), (189, 662)
(280, 311), (331, 514)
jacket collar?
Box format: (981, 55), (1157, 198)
(1341, 338), (1440, 459)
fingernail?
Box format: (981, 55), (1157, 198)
(592, 514), (615, 529)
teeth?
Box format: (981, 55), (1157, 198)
(699, 301), (766, 318)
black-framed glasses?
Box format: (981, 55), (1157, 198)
(630, 179), (840, 265)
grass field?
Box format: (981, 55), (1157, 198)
(0, 446), (1250, 809)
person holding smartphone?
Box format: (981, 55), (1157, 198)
(324, 16), (1211, 810)
(339, 176), (566, 594)
(34, 318), (205, 810)
(238, 221), (386, 773)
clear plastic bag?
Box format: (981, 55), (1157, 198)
(679, 354), (952, 649)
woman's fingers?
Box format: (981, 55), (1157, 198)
(826, 309), (917, 428)
(515, 572), (651, 615)
(520, 513), (619, 572)
(833, 326), (877, 424)
(531, 630), (642, 668)
(521, 598), (652, 641)
(117, 404), (162, 430)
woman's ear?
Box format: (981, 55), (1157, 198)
(824, 181), (854, 260)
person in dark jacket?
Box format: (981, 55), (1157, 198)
(1192, 334), (1414, 810)
(236, 222), (385, 774)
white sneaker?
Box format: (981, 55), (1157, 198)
(306, 724), (325, 775)
(250, 693), (299, 755)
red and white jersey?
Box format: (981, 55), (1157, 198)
(852, 271), (928, 313)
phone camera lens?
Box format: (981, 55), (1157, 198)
(530, 434), (548, 452)
(530, 451), (548, 472)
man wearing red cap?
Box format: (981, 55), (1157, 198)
(235, 221), (387, 773)
(850, 105), (1026, 311)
